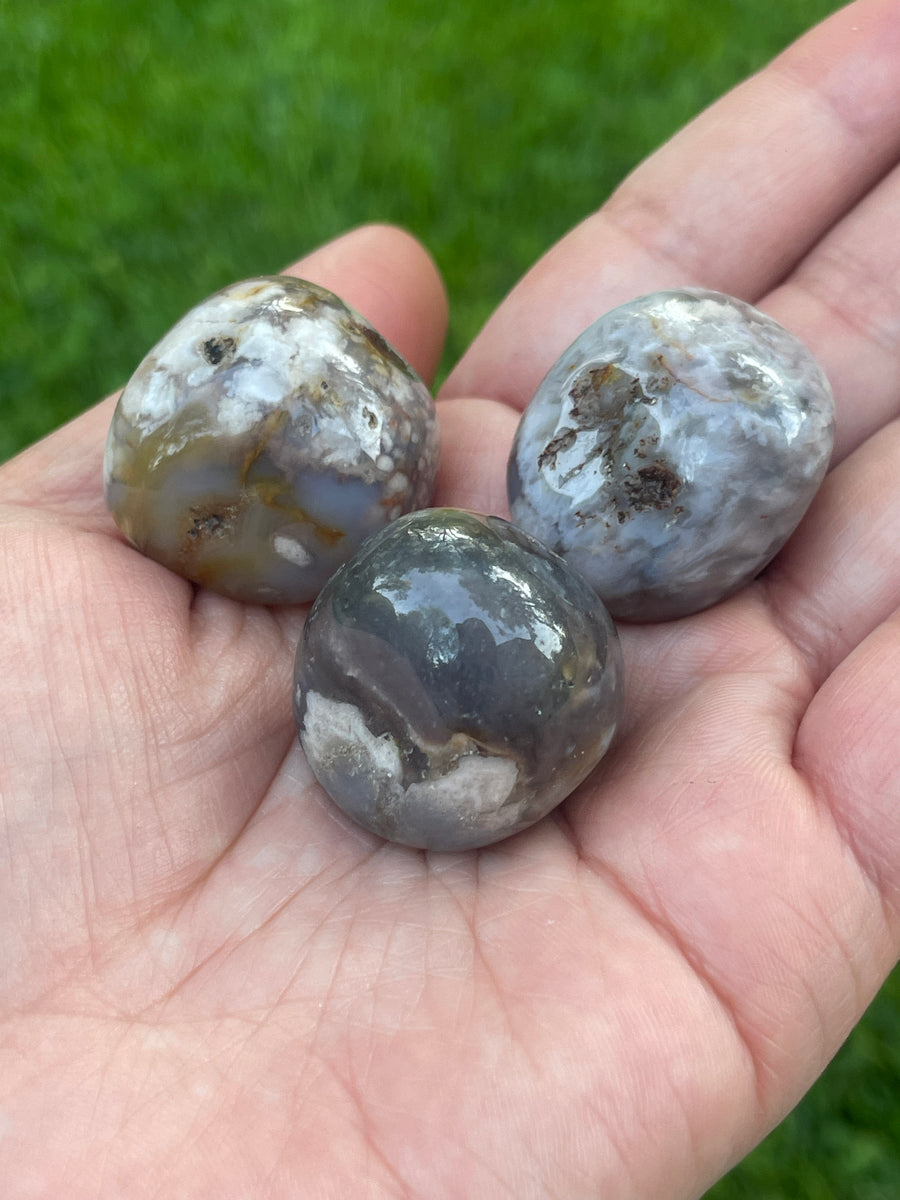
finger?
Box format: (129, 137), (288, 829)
(443, 0), (900, 411)
(0, 224), (448, 522)
(795, 607), (900, 914)
(762, 157), (900, 463)
(761, 419), (900, 687)
(431, 397), (517, 517)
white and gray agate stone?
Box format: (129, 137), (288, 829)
(294, 508), (624, 851)
(104, 276), (439, 603)
(507, 288), (835, 621)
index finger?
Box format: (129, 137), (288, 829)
(442, 0), (900, 418)
(0, 224), (448, 524)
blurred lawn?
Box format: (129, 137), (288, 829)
(2, 0), (898, 1194)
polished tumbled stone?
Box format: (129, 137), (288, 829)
(507, 288), (834, 621)
(104, 276), (439, 603)
(294, 508), (624, 851)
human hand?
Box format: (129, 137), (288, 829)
(2, 1), (900, 1195)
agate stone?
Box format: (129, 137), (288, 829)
(507, 288), (834, 621)
(294, 508), (624, 851)
(104, 276), (439, 603)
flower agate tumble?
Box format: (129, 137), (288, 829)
(104, 277), (439, 603)
(507, 288), (834, 621)
(294, 509), (624, 851)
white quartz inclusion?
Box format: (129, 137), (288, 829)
(405, 757), (519, 826)
(300, 691), (520, 834)
(302, 690), (404, 784)
(273, 534), (313, 567)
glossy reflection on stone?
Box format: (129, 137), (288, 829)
(508, 288), (835, 621)
(104, 276), (439, 603)
(294, 508), (624, 851)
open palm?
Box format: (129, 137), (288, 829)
(3, 4), (900, 1196)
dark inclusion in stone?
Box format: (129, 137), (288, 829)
(104, 276), (439, 604)
(508, 288), (835, 621)
(294, 508), (624, 851)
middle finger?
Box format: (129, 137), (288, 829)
(442, 0), (900, 425)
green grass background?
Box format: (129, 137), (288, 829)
(2, 0), (898, 1193)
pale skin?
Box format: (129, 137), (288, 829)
(2, 1), (900, 1195)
